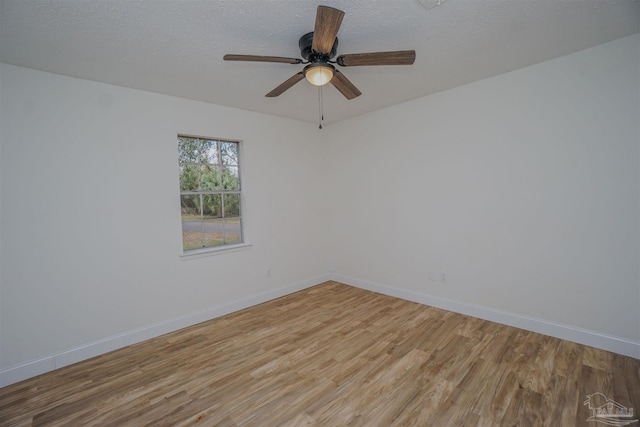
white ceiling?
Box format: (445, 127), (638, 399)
(1, 0), (638, 126)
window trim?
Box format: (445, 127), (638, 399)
(177, 134), (247, 256)
(179, 242), (252, 260)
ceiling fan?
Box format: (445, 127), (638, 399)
(223, 5), (416, 100)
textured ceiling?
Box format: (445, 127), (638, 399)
(1, 0), (638, 126)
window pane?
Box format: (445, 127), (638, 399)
(203, 218), (225, 247)
(179, 164), (200, 191)
(180, 194), (201, 217)
(221, 166), (239, 190)
(205, 141), (219, 164)
(179, 138), (200, 164)
(178, 136), (197, 164)
(224, 219), (242, 244)
(197, 139), (215, 163)
(201, 194), (221, 217)
(182, 224), (204, 250)
(200, 165), (220, 190)
(223, 193), (240, 218)
(221, 141), (238, 165)
(181, 194), (203, 250)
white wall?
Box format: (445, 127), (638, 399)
(0, 64), (329, 384)
(1, 33), (638, 386)
(326, 34), (640, 347)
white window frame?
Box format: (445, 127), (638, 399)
(177, 134), (250, 258)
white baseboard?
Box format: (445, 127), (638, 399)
(0, 274), (330, 387)
(3, 272), (637, 387)
(329, 273), (640, 359)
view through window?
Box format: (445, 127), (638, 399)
(177, 135), (242, 251)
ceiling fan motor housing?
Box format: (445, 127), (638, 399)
(299, 32), (338, 62)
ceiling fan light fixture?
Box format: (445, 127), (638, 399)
(304, 64), (334, 86)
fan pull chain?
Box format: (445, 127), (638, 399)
(318, 85), (324, 129)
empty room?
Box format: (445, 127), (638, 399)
(1, 0), (639, 425)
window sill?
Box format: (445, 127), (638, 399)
(180, 243), (252, 260)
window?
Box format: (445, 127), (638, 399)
(178, 135), (243, 252)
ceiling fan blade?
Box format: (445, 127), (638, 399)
(330, 70), (361, 100)
(336, 50), (416, 66)
(224, 54), (302, 64)
(265, 72), (305, 97)
(312, 6), (345, 54)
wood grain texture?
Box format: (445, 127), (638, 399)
(312, 6), (344, 54)
(337, 50), (416, 67)
(1, 282), (638, 426)
(223, 55), (302, 64)
(330, 70), (361, 100)
(265, 72), (304, 97)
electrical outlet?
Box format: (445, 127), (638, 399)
(266, 269), (271, 278)
(440, 272), (446, 282)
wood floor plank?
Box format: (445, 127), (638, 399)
(1, 281), (638, 426)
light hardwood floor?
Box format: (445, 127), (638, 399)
(1, 281), (638, 426)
